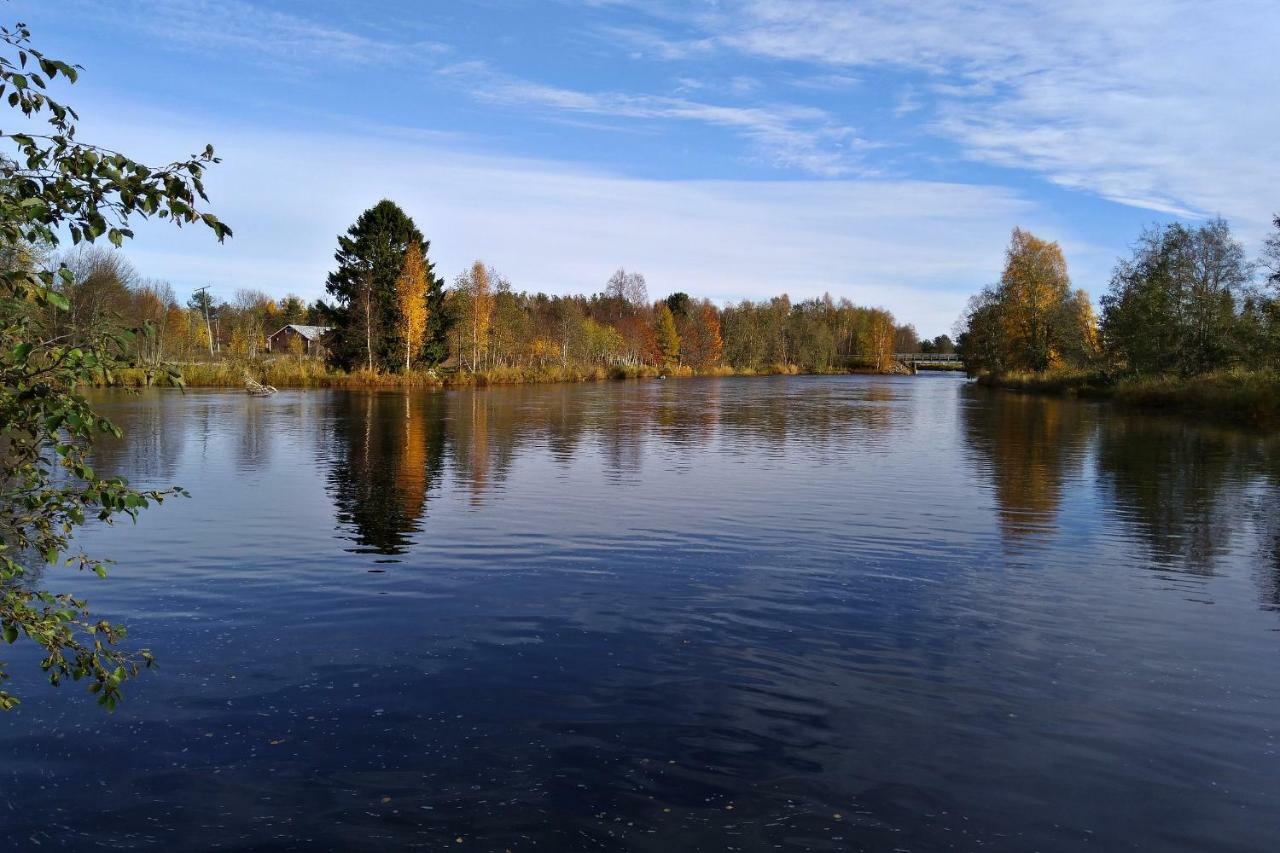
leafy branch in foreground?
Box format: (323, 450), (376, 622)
(0, 21), (228, 710)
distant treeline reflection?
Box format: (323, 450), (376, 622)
(321, 382), (900, 553)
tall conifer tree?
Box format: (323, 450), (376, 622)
(325, 200), (445, 371)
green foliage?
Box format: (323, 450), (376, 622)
(324, 200), (445, 372)
(1100, 220), (1250, 376)
(664, 291), (691, 319)
(0, 21), (227, 710)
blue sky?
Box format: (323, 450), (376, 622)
(18, 0), (1279, 335)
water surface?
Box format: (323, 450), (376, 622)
(3, 376), (1279, 851)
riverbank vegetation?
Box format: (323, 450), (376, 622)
(957, 218), (1280, 422)
(51, 195), (936, 388)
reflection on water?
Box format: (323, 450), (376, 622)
(3, 376), (1279, 852)
(323, 381), (905, 555)
(961, 390), (1093, 547)
(328, 392), (446, 555)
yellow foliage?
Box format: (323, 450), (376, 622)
(396, 243), (429, 372)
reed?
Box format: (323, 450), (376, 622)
(978, 367), (1280, 424)
(99, 357), (917, 392)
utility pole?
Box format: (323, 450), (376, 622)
(194, 285), (215, 357)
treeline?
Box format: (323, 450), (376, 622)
(34, 242), (326, 369)
(42, 197), (939, 382)
(316, 199), (921, 376)
(958, 216), (1280, 379)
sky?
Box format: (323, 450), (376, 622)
(16, 0), (1280, 336)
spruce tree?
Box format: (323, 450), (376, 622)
(324, 200), (445, 370)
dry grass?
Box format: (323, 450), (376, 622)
(102, 357), (905, 391)
(979, 367), (1280, 424)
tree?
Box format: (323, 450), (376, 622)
(653, 303), (680, 368)
(0, 21), (229, 710)
(131, 279), (177, 376)
(278, 294), (306, 325)
(452, 261), (495, 372)
(1262, 214), (1280, 288)
(664, 291), (692, 319)
(1101, 220), (1248, 375)
(956, 288), (1004, 375)
(998, 228), (1074, 372)
(605, 268), (648, 320)
(956, 228), (1096, 375)
(187, 287), (219, 356)
(893, 323), (920, 354)
(682, 302), (724, 368)
(324, 200), (442, 372)
(395, 243), (428, 372)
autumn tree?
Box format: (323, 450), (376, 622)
(864, 308), (896, 372)
(997, 228), (1075, 371)
(130, 279), (177, 373)
(453, 261), (495, 371)
(395, 242), (428, 372)
(682, 302), (724, 368)
(957, 228), (1096, 375)
(653, 302), (680, 368)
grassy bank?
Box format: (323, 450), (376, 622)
(977, 368), (1280, 424)
(104, 359), (846, 390)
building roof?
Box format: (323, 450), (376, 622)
(273, 324), (332, 341)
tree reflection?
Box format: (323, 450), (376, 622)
(327, 392), (445, 555)
(1095, 418), (1238, 575)
(960, 388), (1092, 547)
(89, 391), (187, 483)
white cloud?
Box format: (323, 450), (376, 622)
(77, 104), (1067, 336)
(55, 0), (447, 68)
(647, 0), (1280, 238)
(441, 61), (871, 176)
(595, 24), (717, 61)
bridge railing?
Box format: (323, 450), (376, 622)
(893, 352), (962, 363)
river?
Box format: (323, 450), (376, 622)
(3, 375), (1279, 851)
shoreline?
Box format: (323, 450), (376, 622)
(104, 360), (929, 391)
(976, 369), (1280, 425)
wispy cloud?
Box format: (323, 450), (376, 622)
(595, 24), (717, 61)
(441, 61), (873, 176)
(79, 102), (1063, 335)
(66, 0), (448, 68)
(640, 0), (1280, 236)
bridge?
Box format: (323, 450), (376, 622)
(893, 352), (964, 371)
